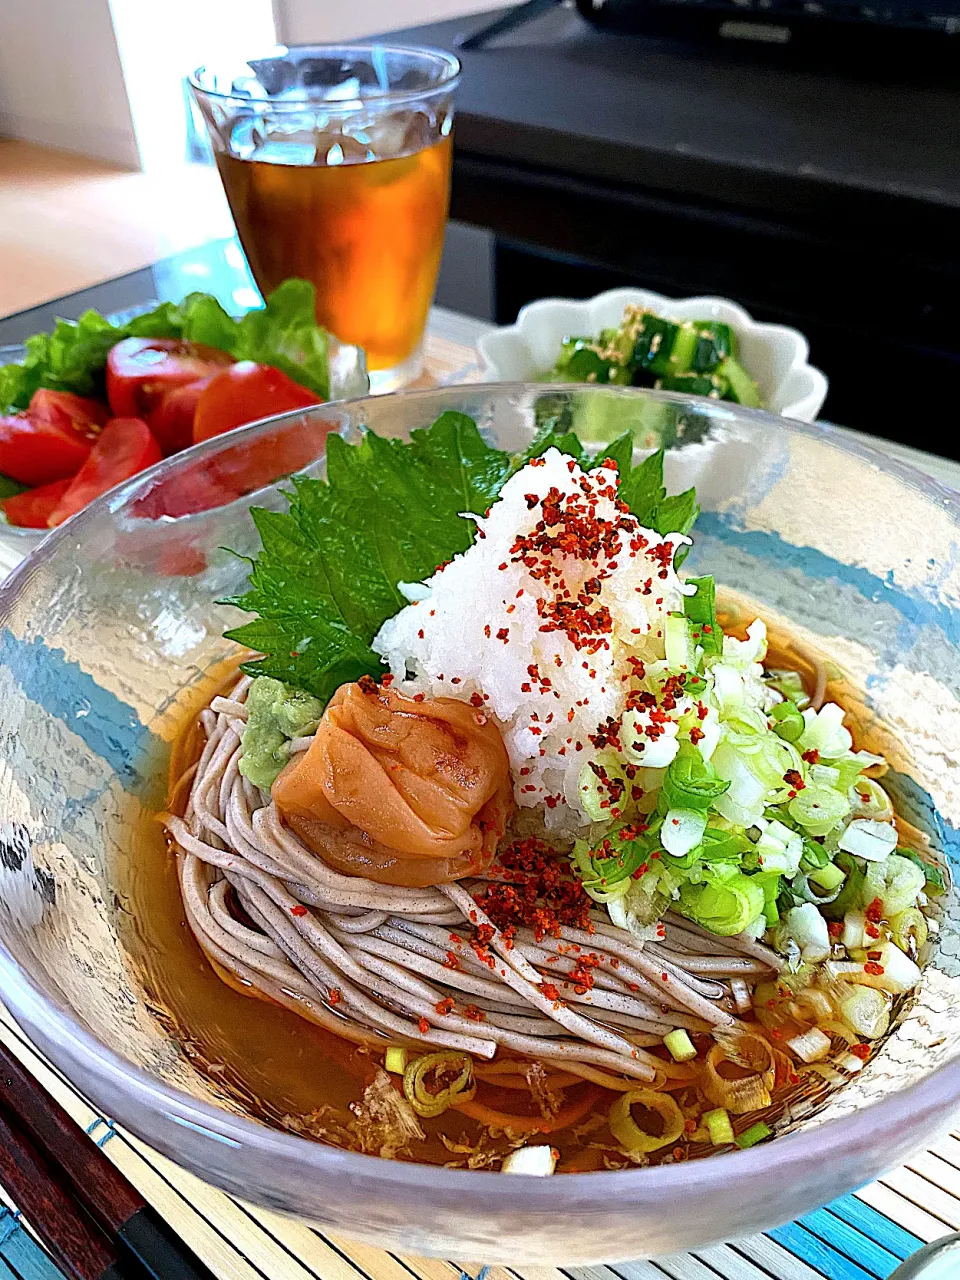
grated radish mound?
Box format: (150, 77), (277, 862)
(373, 448), (693, 833)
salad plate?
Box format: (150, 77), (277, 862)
(478, 287), (828, 422)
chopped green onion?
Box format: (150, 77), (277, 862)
(665, 612), (696, 671)
(662, 808), (708, 857)
(704, 1108), (735, 1146)
(787, 784), (849, 836)
(385, 1047), (408, 1074)
(863, 854), (926, 916)
(609, 1090), (685, 1154)
(838, 818), (898, 862)
(770, 701), (804, 742)
(663, 1029), (698, 1062)
(683, 575), (722, 656)
(662, 746), (730, 812)
(890, 907), (928, 953)
(765, 669), (810, 710)
(786, 1027), (831, 1063)
(809, 861), (846, 892)
(678, 869), (764, 936)
(897, 847), (946, 895)
(501, 1145), (558, 1176)
(403, 1052), (475, 1118)
(735, 1122), (772, 1149)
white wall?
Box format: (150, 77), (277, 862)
(108, 0), (277, 172)
(275, 0), (502, 43)
(0, 0), (140, 168)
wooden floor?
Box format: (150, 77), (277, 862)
(0, 140), (235, 318)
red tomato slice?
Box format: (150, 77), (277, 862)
(192, 362), (323, 444)
(29, 389), (108, 435)
(1, 478), (73, 528)
(106, 338), (233, 420)
(48, 417), (162, 527)
(0, 412), (94, 486)
(147, 376), (214, 456)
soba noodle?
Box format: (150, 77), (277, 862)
(164, 678), (781, 1087)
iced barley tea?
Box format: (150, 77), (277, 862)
(217, 136), (452, 373)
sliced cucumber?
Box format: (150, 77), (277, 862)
(657, 371), (727, 399)
(633, 315), (680, 374)
(665, 322), (698, 376)
(721, 357), (762, 408)
(693, 320), (737, 361)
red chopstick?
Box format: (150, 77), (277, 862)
(0, 1103), (126, 1280)
(0, 1038), (215, 1280)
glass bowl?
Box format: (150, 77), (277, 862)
(0, 384), (958, 1264)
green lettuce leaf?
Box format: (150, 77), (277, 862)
(0, 278), (330, 414)
(224, 411), (513, 700)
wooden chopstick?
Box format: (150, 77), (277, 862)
(0, 1039), (216, 1280)
(0, 1103), (126, 1280)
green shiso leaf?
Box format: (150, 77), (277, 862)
(618, 447), (666, 521)
(223, 411), (513, 700)
(224, 420), (701, 702)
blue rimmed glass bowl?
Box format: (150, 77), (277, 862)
(0, 384), (957, 1263)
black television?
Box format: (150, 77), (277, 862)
(575, 0), (960, 51)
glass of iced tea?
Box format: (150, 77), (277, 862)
(191, 45), (459, 392)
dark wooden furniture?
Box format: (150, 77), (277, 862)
(391, 5), (960, 449)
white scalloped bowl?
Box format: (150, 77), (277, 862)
(478, 287), (828, 422)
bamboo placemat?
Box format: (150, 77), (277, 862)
(1, 310), (959, 1279)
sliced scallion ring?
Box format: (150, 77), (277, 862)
(608, 1089), (685, 1155)
(403, 1052), (475, 1118)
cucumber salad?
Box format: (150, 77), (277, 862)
(549, 303), (762, 407)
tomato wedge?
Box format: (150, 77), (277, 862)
(48, 418), (162, 527)
(0, 412), (94, 485)
(148, 376), (214, 456)
(1, 478), (73, 528)
(193, 362), (323, 443)
(29, 389), (108, 435)
(106, 338), (233, 420)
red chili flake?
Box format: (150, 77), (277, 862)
(828, 921), (843, 938)
(661, 973), (669, 982)
(783, 769), (805, 791)
(328, 987), (342, 1004)
(865, 923), (881, 939)
(684, 1118), (697, 1134)
(418, 1017), (430, 1035)
(443, 951), (461, 970)
(539, 982), (560, 1001)
(866, 950), (882, 961)
(496, 627), (510, 642)
(865, 898), (884, 924)
(412, 692), (426, 703)
(290, 904), (308, 917)
(462, 1004), (486, 1022)
(417, 629), (425, 640)
(850, 1043), (871, 1060)
(469, 692), (484, 707)
(802, 748), (820, 764)
(435, 997), (456, 1016)
(863, 962), (885, 976)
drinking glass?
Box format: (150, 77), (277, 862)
(191, 45), (460, 393)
